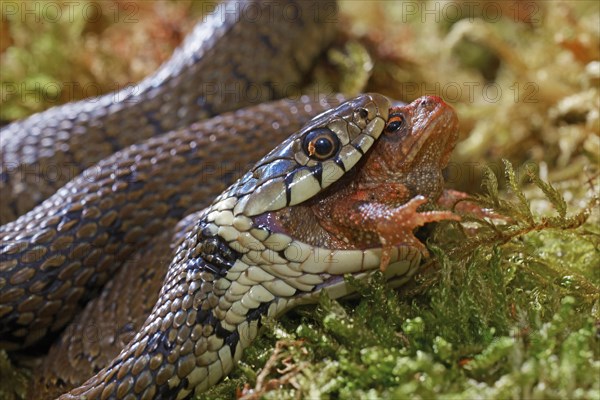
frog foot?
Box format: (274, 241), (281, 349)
(376, 195), (460, 271)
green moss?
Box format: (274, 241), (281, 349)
(0, 351), (29, 400)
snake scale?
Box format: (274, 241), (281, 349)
(0, 1), (461, 399)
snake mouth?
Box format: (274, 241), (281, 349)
(230, 211), (424, 304)
(252, 212), (422, 274)
(253, 211), (392, 252)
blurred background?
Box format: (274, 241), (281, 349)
(2, 0), (598, 193)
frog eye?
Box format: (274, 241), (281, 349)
(385, 113), (405, 134)
(303, 128), (340, 160)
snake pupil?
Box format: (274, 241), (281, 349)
(315, 137), (333, 156)
(303, 128), (340, 160)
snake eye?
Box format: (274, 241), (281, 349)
(303, 128), (340, 160)
(385, 113), (405, 134)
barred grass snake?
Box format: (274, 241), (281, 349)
(0, 1), (461, 399)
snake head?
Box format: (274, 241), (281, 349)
(222, 93), (391, 217)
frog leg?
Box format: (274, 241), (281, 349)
(321, 183), (460, 271)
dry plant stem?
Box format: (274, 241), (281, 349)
(238, 340), (307, 400)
